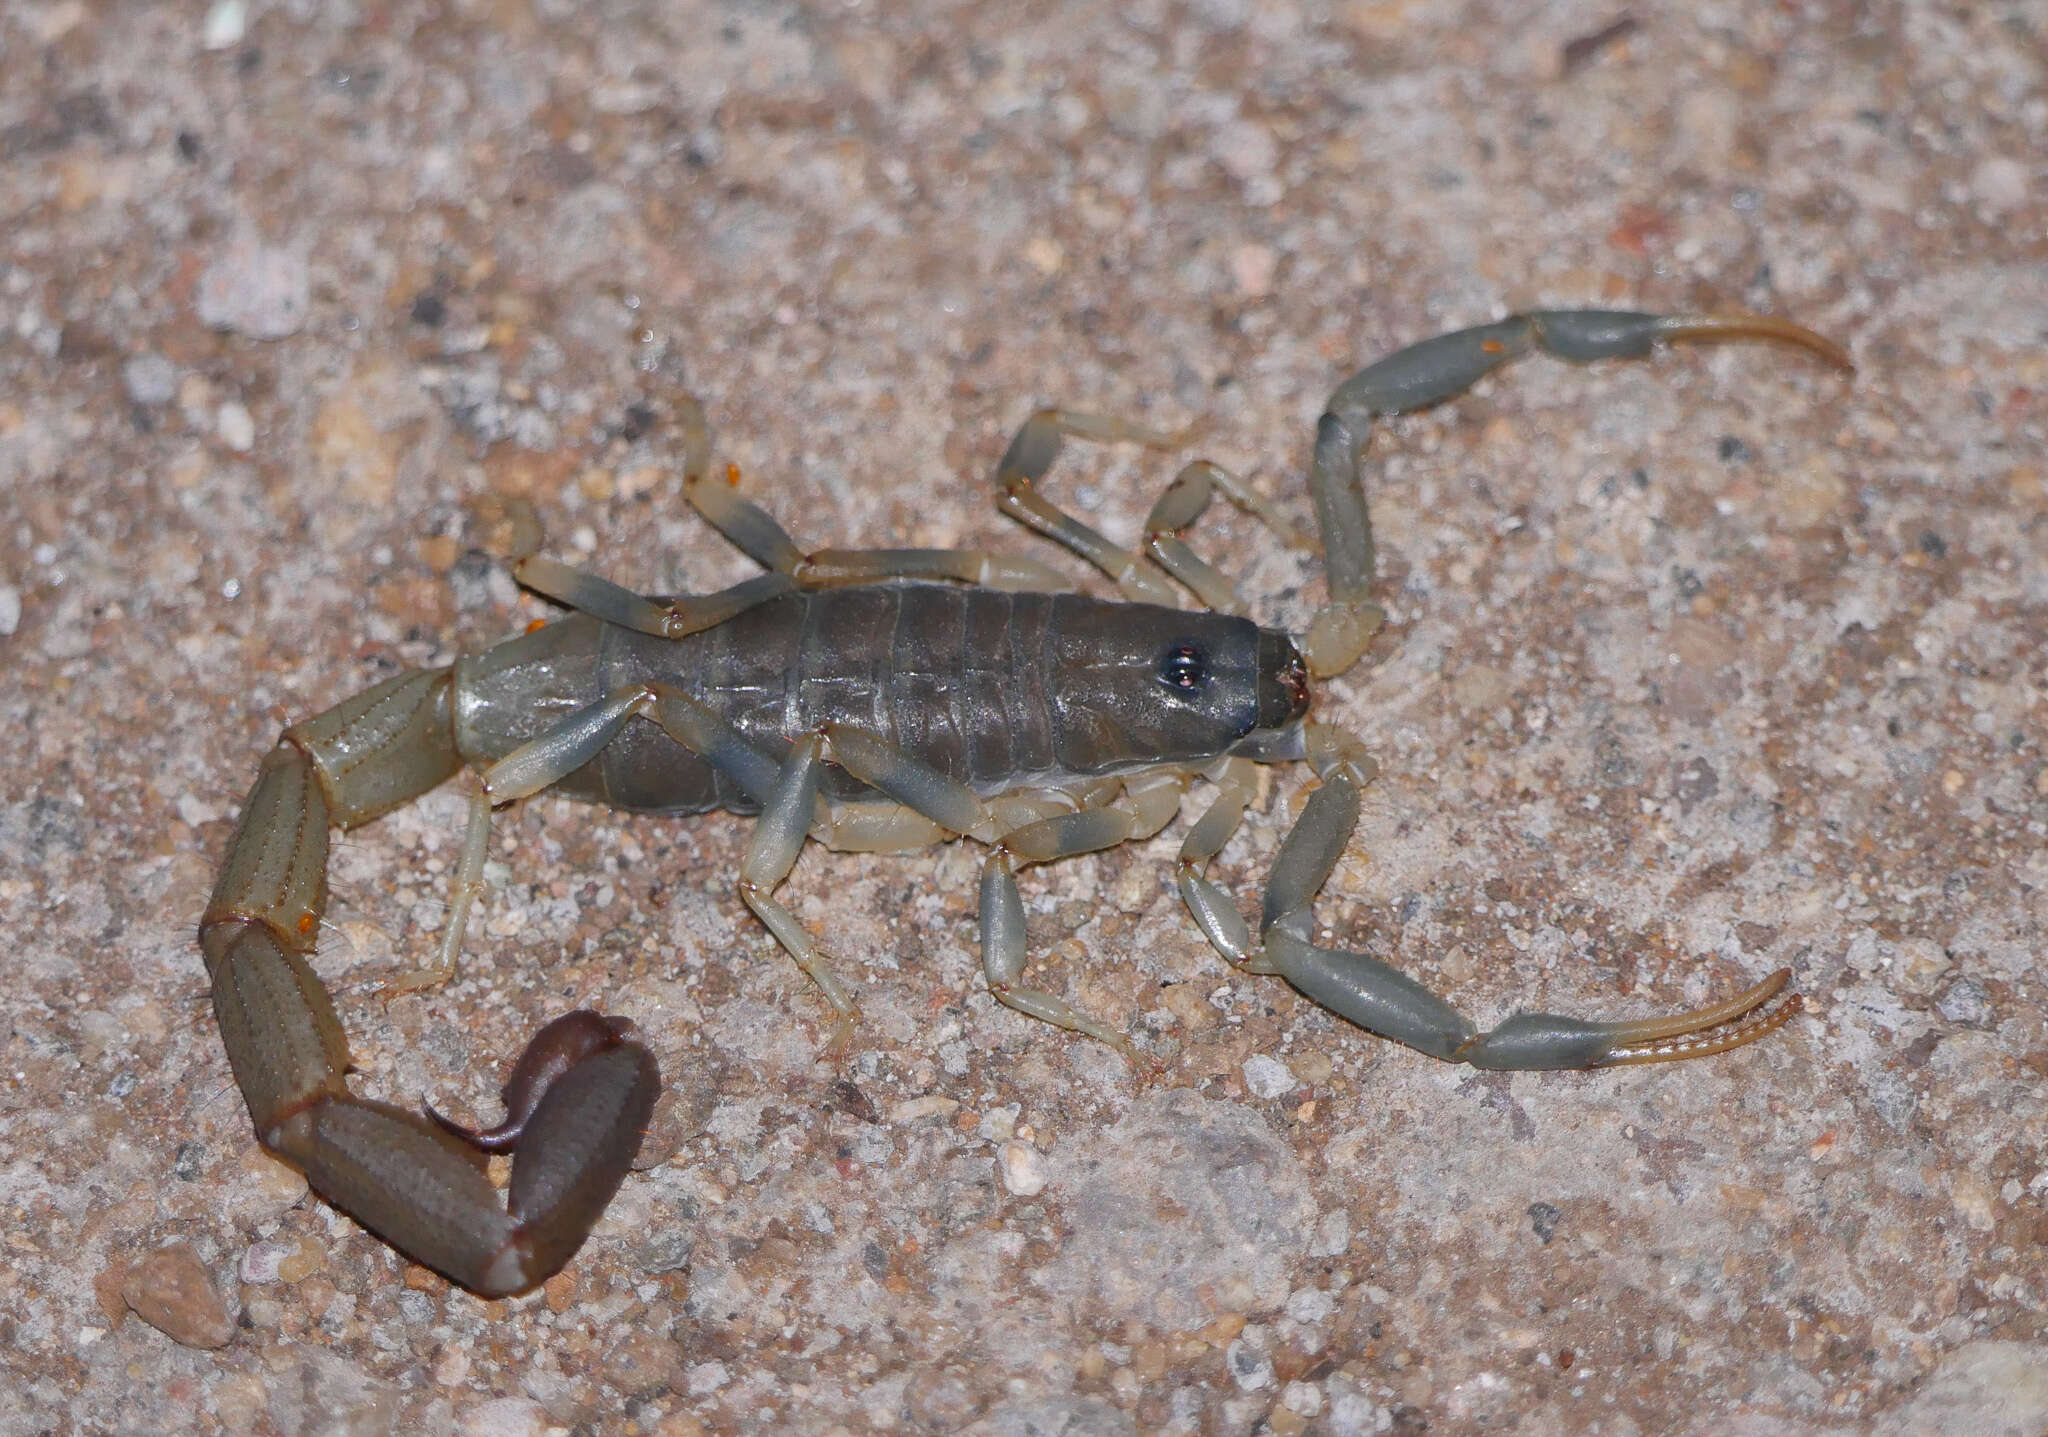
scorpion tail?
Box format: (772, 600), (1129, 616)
(201, 673), (661, 1296)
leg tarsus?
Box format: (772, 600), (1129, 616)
(980, 838), (1153, 1071)
(382, 779), (494, 998)
(738, 733), (862, 1031)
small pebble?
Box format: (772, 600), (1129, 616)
(239, 1239), (294, 1285)
(122, 353), (177, 406)
(197, 237), (309, 340)
(1936, 976), (1993, 1028)
(1242, 1054), (1295, 1099)
(1212, 117), (1278, 184)
(1281, 1379), (1325, 1416)
(686, 1360), (732, 1396)
(202, 0), (247, 49)
(1286, 1287), (1336, 1323)
(1231, 243), (1277, 298)
(0, 585), (19, 638)
(999, 1138), (1049, 1196)
(217, 401), (255, 452)
(275, 1235), (325, 1283)
(122, 1243), (235, 1349)
(1226, 1335), (1275, 1390)
(1971, 156), (2029, 213)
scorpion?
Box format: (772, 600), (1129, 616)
(201, 309), (1845, 1295)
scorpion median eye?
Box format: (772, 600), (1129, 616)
(1158, 643), (1209, 692)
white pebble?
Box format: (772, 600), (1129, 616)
(1972, 156), (2029, 213)
(201, 0), (247, 50)
(686, 1360), (731, 1395)
(1242, 1053), (1295, 1099)
(217, 401), (255, 452)
(999, 1138), (1048, 1196)
(1286, 1286), (1336, 1323)
(0, 585), (19, 638)
(1281, 1380), (1325, 1416)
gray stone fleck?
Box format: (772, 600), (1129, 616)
(1226, 1335), (1275, 1390)
(1867, 1069), (1921, 1131)
(457, 1396), (547, 1437)
(122, 353), (177, 405)
(637, 1226), (693, 1275)
(1936, 976), (1993, 1027)
(1242, 1052), (1295, 1098)
(1672, 755), (1719, 811)
(684, 1359), (730, 1395)
(1310, 1206), (1352, 1257)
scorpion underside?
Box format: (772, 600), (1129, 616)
(201, 309), (1841, 1293)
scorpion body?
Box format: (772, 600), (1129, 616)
(460, 586), (1308, 814)
(201, 310), (1844, 1294)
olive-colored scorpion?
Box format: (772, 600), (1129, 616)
(201, 309), (1845, 1294)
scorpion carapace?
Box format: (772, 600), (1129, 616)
(201, 309), (1844, 1294)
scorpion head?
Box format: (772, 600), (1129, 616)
(1046, 598), (1310, 772)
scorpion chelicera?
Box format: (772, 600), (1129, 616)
(201, 309), (1845, 1294)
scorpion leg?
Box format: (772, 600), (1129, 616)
(1302, 308), (1850, 677)
(672, 398), (1070, 595)
(994, 408), (1191, 606)
(734, 732), (860, 1049)
(513, 556), (795, 640)
(804, 719), (1186, 1063)
(383, 685), (660, 993)
(980, 781), (1187, 1066)
(813, 722), (1173, 1063)
(795, 548), (1070, 593)
(203, 673), (659, 1294)
(1142, 461), (1310, 614)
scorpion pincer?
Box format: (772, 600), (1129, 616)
(200, 310), (1846, 1294)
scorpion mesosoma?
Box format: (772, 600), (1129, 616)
(201, 309), (1844, 1294)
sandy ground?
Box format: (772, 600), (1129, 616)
(2, 1), (2044, 1433)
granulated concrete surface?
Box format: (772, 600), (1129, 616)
(2, 2), (2042, 1433)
